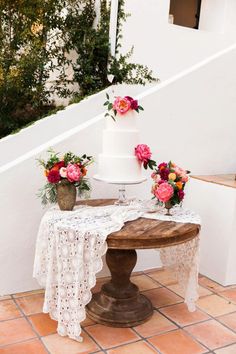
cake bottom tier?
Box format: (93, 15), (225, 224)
(98, 154), (143, 183)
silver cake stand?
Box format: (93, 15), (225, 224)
(94, 175), (147, 206)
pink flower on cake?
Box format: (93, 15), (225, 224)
(154, 182), (174, 203)
(66, 164), (82, 182)
(113, 96), (131, 114)
(135, 144), (156, 170)
(125, 96), (139, 110)
(135, 144), (152, 164)
(104, 93), (144, 121)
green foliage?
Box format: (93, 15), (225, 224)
(65, 0), (158, 100)
(37, 182), (57, 206)
(0, 0), (66, 138)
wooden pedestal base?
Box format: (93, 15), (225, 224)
(86, 249), (153, 327)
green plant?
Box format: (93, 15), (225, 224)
(64, 0), (158, 100)
(0, 0), (67, 138)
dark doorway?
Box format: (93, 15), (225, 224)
(169, 0), (202, 29)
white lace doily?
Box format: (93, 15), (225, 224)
(33, 202), (200, 341)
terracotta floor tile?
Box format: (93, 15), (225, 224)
(185, 319), (236, 350)
(168, 283), (212, 298)
(143, 287), (182, 308)
(148, 329), (206, 354)
(220, 289), (236, 304)
(28, 313), (57, 336)
(13, 289), (44, 298)
(0, 339), (47, 354)
(42, 332), (99, 354)
(0, 299), (22, 321)
(131, 274), (160, 291)
(147, 268), (178, 286)
(160, 303), (210, 327)
(15, 293), (44, 315)
(197, 295), (236, 317)
(85, 324), (139, 349)
(0, 318), (36, 346)
(107, 340), (158, 354)
(214, 343), (236, 353)
(199, 277), (227, 292)
(134, 310), (177, 337)
(81, 316), (95, 327)
(217, 312), (236, 332)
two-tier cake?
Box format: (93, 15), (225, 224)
(97, 96), (144, 183)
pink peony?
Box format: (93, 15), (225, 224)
(135, 144), (152, 163)
(113, 96), (131, 114)
(47, 169), (61, 184)
(66, 163), (82, 182)
(154, 182), (174, 203)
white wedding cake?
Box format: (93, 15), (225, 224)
(97, 110), (144, 183)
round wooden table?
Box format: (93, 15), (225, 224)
(80, 199), (200, 327)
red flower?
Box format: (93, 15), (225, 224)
(158, 162), (167, 170)
(52, 161), (65, 171)
(47, 169), (61, 184)
(125, 96), (138, 110)
(178, 190), (185, 201)
(160, 168), (170, 181)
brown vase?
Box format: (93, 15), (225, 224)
(164, 201), (173, 216)
(56, 181), (76, 211)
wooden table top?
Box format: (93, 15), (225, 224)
(78, 199), (200, 250)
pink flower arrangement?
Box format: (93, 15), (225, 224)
(38, 150), (93, 205)
(104, 93), (143, 121)
(135, 144), (156, 170)
(151, 161), (190, 207)
(154, 182), (174, 203)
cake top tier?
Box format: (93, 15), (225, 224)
(106, 110), (139, 131)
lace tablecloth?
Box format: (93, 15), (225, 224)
(33, 203), (200, 342)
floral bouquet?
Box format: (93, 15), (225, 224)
(135, 144), (156, 170)
(104, 93), (143, 121)
(37, 149), (93, 209)
(151, 161), (190, 214)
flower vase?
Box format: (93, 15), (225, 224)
(56, 181), (76, 211)
(164, 201), (173, 216)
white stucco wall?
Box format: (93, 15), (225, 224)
(122, 0), (236, 81)
(200, 0), (236, 34)
(185, 178), (236, 286)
